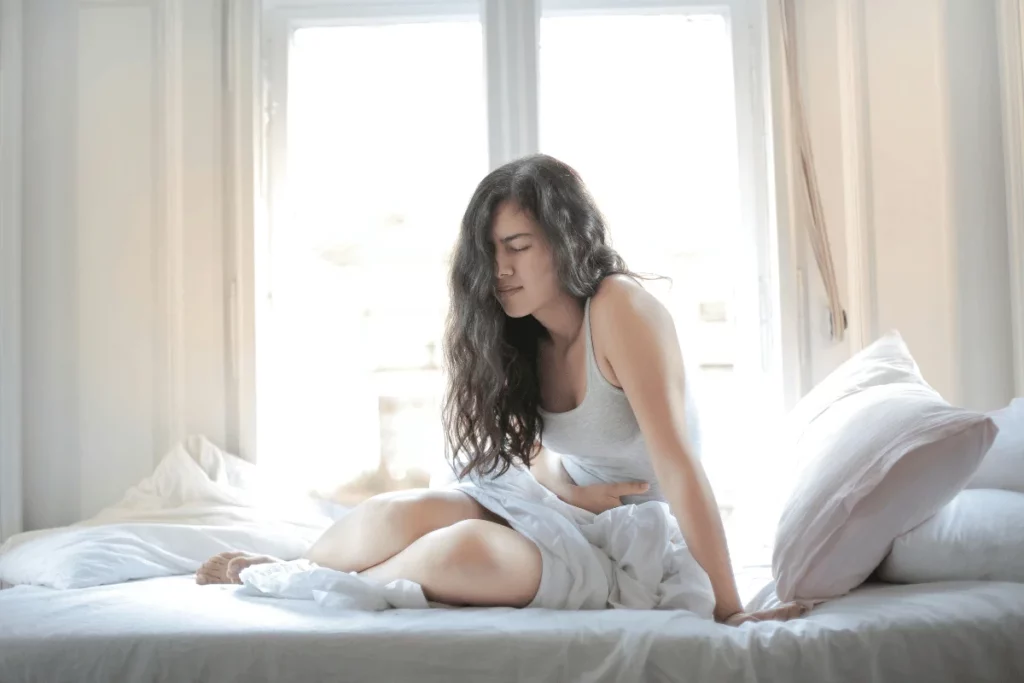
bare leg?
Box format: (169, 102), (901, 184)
(195, 489), (504, 585)
(303, 489), (506, 572)
(360, 519), (542, 607)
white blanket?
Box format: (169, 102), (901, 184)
(241, 467), (716, 616)
(0, 436), (340, 589)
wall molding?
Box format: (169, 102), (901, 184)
(154, 0), (186, 460)
(482, 0), (539, 167)
(835, 0), (875, 352)
(0, 0), (23, 542)
(997, 0), (1024, 396)
(764, 0), (809, 408)
(224, 0), (260, 461)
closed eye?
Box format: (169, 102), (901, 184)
(509, 245), (531, 253)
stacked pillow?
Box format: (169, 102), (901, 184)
(879, 398), (1024, 584)
(967, 398), (1024, 493)
(878, 488), (1024, 583)
(771, 332), (998, 603)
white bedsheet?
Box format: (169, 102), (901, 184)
(1, 575), (1021, 683)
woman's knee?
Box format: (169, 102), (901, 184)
(430, 520), (502, 569)
(429, 520), (542, 604)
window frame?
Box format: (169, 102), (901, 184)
(229, 0), (796, 462)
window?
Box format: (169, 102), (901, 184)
(256, 0), (782, 550)
(258, 6), (487, 500)
(539, 8), (757, 514)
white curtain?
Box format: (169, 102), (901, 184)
(780, 0), (847, 341)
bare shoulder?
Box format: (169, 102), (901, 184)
(590, 275), (675, 337)
(588, 276), (681, 389)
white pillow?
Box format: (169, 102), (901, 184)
(0, 436), (338, 589)
(968, 398), (1024, 493)
(772, 332), (997, 602)
(878, 488), (1024, 583)
(781, 331), (928, 448)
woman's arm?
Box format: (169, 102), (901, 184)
(591, 280), (744, 621)
(529, 445), (575, 500)
(530, 445), (650, 513)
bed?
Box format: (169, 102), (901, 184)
(1, 574), (1022, 682)
(2, 438), (1022, 682)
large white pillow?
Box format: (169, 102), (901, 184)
(968, 398), (1024, 493)
(0, 436), (339, 589)
(772, 332), (997, 603)
(781, 332), (928, 447)
(878, 488), (1024, 583)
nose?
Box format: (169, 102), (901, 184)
(495, 251), (513, 278)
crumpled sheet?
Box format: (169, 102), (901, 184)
(241, 467), (715, 617)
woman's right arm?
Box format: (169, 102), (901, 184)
(530, 445), (649, 513)
(529, 445), (576, 501)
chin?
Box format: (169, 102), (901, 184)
(500, 303), (532, 319)
(499, 295), (534, 319)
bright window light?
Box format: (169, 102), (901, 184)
(258, 19), (487, 502)
(539, 11), (757, 521)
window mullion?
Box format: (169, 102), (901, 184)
(483, 0), (540, 168)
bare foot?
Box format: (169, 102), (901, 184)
(195, 552), (280, 585)
(226, 554), (280, 583)
(196, 551), (247, 585)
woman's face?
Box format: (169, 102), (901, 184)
(490, 200), (561, 318)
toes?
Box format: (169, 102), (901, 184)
(226, 556), (262, 583)
(195, 567), (220, 585)
(225, 560), (243, 584)
(196, 551), (248, 585)
(226, 556), (277, 583)
(226, 557), (254, 583)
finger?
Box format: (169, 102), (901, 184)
(781, 603), (808, 619)
(609, 481), (650, 497)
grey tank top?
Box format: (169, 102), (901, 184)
(538, 297), (702, 506)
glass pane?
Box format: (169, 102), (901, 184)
(259, 19), (487, 501)
(539, 11), (760, 522)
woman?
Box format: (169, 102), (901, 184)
(197, 154), (804, 625)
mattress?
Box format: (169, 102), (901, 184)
(1, 575), (1022, 683)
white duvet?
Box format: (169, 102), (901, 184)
(240, 467), (715, 615)
(0, 437), (338, 589)
(0, 437), (715, 618)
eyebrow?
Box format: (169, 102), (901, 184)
(500, 233), (532, 244)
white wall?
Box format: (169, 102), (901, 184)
(23, 0), (228, 531)
(1, 0), (25, 542)
(796, 0), (1015, 410)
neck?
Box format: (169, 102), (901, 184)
(532, 292), (585, 349)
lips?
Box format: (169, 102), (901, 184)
(497, 286), (523, 296)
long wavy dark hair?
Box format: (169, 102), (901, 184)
(442, 154), (641, 480)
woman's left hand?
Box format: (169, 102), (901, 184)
(719, 602), (808, 626)
(566, 481), (650, 514)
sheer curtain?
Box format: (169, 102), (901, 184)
(780, 0), (846, 341)
(997, 0), (1024, 395)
